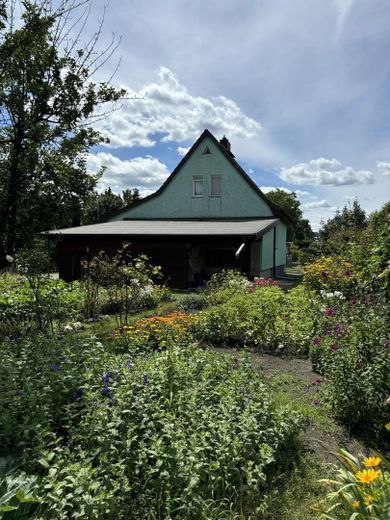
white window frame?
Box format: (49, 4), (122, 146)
(210, 175), (221, 197)
(192, 176), (203, 197)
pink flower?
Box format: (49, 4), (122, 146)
(329, 343), (340, 351)
(312, 336), (321, 345)
(326, 308), (335, 317)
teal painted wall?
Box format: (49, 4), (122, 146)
(275, 221), (287, 266)
(110, 136), (273, 220)
(261, 229), (274, 271)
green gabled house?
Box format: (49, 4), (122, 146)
(46, 129), (292, 287)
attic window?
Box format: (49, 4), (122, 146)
(202, 146), (211, 155)
(193, 176), (203, 197)
(210, 175), (221, 197)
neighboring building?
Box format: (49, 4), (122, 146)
(45, 129), (292, 287)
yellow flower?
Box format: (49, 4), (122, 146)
(362, 456), (381, 467)
(352, 501), (360, 509)
(385, 422), (390, 432)
(355, 469), (381, 484)
(363, 495), (374, 506)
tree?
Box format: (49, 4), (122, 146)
(0, 0), (125, 263)
(265, 189), (314, 242)
(81, 187), (142, 225)
(319, 199), (367, 244)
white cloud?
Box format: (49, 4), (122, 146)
(86, 153), (170, 194)
(259, 186), (292, 194)
(278, 158), (375, 186)
(377, 161), (390, 176)
(301, 199), (331, 210)
(177, 146), (190, 157)
(96, 67), (261, 149)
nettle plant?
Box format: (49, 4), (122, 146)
(81, 244), (162, 326)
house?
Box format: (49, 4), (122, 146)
(45, 129), (292, 288)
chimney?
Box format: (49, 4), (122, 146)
(219, 135), (231, 152)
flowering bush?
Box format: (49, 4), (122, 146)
(319, 448), (390, 519)
(204, 269), (249, 305)
(112, 311), (194, 352)
(309, 300), (389, 431)
(304, 255), (358, 295)
(0, 334), (302, 518)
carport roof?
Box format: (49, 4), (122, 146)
(43, 218), (278, 239)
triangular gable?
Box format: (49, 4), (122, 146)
(109, 129), (292, 225)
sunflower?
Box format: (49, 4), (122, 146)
(362, 456), (381, 467)
(355, 469), (381, 484)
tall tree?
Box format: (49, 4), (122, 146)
(319, 199), (367, 243)
(0, 0), (125, 262)
(265, 189), (314, 242)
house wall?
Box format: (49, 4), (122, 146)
(259, 221), (287, 276)
(110, 136), (273, 220)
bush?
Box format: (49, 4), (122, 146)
(0, 335), (302, 518)
(177, 292), (209, 311)
(196, 284), (317, 356)
(36, 345), (302, 519)
(303, 256), (358, 296)
(204, 269), (249, 305)
(308, 299), (389, 432)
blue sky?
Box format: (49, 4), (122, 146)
(83, 0), (390, 229)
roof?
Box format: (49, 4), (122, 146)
(109, 129), (293, 225)
(43, 218), (278, 239)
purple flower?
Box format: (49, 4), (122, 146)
(51, 363), (61, 372)
(315, 378), (322, 385)
(329, 343), (340, 351)
(335, 322), (346, 335)
(343, 270), (350, 277)
(101, 385), (111, 397)
(326, 308), (335, 317)
(143, 374), (148, 385)
(16, 390), (24, 398)
(113, 369), (119, 380)
(312, 336), (321, 345)
(75, 388), (84, 400)
(103, 372), (110, 384)
(320, 271), (328, 278)
(385, 341), (390, 348)
(127, 358), (134, 369)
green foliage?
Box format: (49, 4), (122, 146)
(81, 188), (142, 225)
(204, 269), (250, 305)
(196, 284), (316, 356)
(0, 0), (125, 259)
(0, 334), (302, 518)
(319, 199), (367, 246)
(318, 302), (389, 432)
(0, 457), (39, 519)
(265, 189), (314, 241)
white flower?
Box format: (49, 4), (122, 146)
(5, 255), (14, 263)
(64, 324), (73, 332)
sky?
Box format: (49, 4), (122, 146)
(81, 0), (390, 230)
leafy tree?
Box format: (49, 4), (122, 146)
(82, 187), (142, 225)
(0, 0), (125, 263)
(265, 189), (314, 242)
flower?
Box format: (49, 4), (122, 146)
(343, 269), (350, 277)
(329, 344), (340, 351)
(326, 308), (335, 317)
(385, 341), (390, 348)
(5, 254), (14, 263)
(75, 388), (84, 400)
(101, 385), (111, 397)
(312, 336), (321, 345)
(355, 468), (381, 484)
(385, 422), (390, 431)
(320, 271), (328, 278)
(51, 363), (61, 372)
(16, 390), (24, 398)
(127, 358), (134, 369)
(362, 456), (381, 467)
(103, 372), (110, 384)
(143, 374), (148, 385)
(335, 322), (347, 334)
(352, 501), (360, 509)
(363, 494), (374, 506)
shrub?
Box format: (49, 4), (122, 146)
(204, 269), (249, 305)
(319, 448), (390, 519)
(177, 292), (209, 311)
(309, 300), (389, 432)
(303, 256), (358, 296)
(36, 345), (302, 519)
